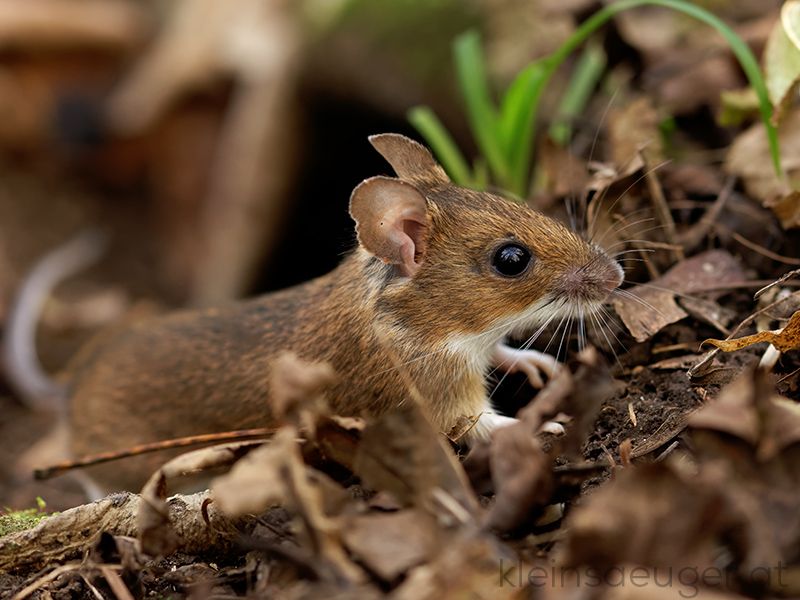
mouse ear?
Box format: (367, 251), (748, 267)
(369, 133), (449, 184)
(349, 176), (429, 277)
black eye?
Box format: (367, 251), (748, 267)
(492, 243), (532, 277)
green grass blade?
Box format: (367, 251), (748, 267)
(408, 106), (473, 186)
(548, 41), (607, 146)
(498, 62), (548, 197)
(454, 31), (510, 187)
(536, 0), (781, 178)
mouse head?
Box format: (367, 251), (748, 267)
(349, 134), (623, 347)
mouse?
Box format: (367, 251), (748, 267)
(3, 133), (623, 495)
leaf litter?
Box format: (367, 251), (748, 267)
(4, 3), (800, 600)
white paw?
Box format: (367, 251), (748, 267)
(539, 420), (566, 436)
(492, 344), (560, 389)
(468, 411), (518, 442)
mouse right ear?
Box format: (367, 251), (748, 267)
(369, 133), (449, 184)
(349, 176), (429, 277)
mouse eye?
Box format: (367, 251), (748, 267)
(492, 243), (532, 277)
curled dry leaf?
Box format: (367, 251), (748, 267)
(726, 107), (800, 228)
(484, 421), (553, 533)
(270, 351), (338, 425)
(561, 462), (737, 572)
(353, 403), (478, 520)
(212, 427), (364, 584)
(341, 509), (440, 582)
(613, 250), (745, 342)
(702, 309), (800, 354)
(687, 369), (800, 571)
(485, 348), (614, 533)
(688, 369), (800, 459)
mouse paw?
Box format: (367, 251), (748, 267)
(540, 420), (566, 436)
(469, 410), (517, 441)
(492, 344), (560, 389)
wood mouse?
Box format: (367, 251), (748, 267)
(4, 133), (623, 494)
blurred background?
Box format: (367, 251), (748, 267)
(0, 0), (785, 508)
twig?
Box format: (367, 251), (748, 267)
(642, 151), (684, 263)
(35, 428), (273, 480)
(755, 268), (800, 299)
(718, 225), (800, 266)
(677, 176), (734, 252)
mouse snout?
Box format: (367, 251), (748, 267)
(560, 251), (623, 305)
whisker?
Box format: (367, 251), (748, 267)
(598, 305), (628, 354)
(588, 159), (672, 242)
(613, 288), (668, 320)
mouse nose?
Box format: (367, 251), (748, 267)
(561, 252), (623, 304)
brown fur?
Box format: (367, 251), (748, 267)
(58, 133), (621, 491)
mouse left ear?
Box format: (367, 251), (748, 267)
(349, 176), (429, 277)
(369, 133), (449, 184)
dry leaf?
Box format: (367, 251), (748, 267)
(607, 96), (664, 167)
(341, 509), (439, 582)
(270, 352), (338, 425)
(689, 368), (800, 458)
(702, 310), (800, 353)
(485, 422), (553, 533)
(212, 427), (364, 583)
(561, 462), (735, 572)
(613, 250), (745, 341)
(687, 370), (800, 570)
(726, 107), (800, 227)
(353, 403), (478, 520)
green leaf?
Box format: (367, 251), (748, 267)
(408, 106), (473, 186)
(454, 31), (509, 187)
(498, 63), (548, 197)
(549, 41), (607, 147)
(765, 1), (800, 123)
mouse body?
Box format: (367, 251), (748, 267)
(5, 133), (623, 493)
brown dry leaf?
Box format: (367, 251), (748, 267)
(726, 107), (800, 227)
(613, 250), (745, 341)
(354, 403), (479, 520)
(767, 189), (800, 229)
(484, 349), (614, 533)
(212, 429), (299, 516)
(392, 532), (520, 600)
(310, 415), (364, 472)
(561, 462), (736, 572)
(212, 427), (364, 583)
(607, 96), (664, 167)
(688, 370), (800, 572)
(270, 352), (338, 425)
(689, 369), (800, 459)
(341, 509), (440, 582)
(702, 310), (800, 353)
(484, 421), (553, 533)
(536, 136), (589, 198)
